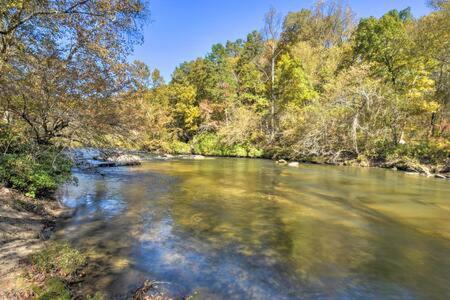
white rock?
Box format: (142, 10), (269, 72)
(288, 162), (299, 167)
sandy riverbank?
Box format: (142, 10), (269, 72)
(0, 187), (72, 296)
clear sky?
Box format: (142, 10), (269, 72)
(130, 0), (432, 80)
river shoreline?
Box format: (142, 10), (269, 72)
(135, 150), (450, 179)
(0, 187), (73, 297)
(277, 156), (450, 179)
(69, 147), (450, 179)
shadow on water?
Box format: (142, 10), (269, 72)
(54, 158), (450, 299)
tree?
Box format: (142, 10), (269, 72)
(352, 9), (413, 87)
(168, 83), (200, 141)
(262, 6), (283, 139)
(281, 0), (355, 49)
(352, 8), (443, 143)
(0, 0), (147, 145)
(414, 2), (450, 136)
(151, 69), (165, 88)
(275, 52), (317, 109)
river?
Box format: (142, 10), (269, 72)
(54, 158), (450, 299)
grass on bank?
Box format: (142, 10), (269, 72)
(25, 242), (105, 300)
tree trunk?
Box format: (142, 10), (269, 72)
(352, 113), (359, 154)
(270, 56), (275, 140)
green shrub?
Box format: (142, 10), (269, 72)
(34, 278), (71, 300)
(0, 150), (72, 198)
(170, 140), (191, 154)
(191, 132), (222, 156)
(190, 132), (264, 157)
(247, 146), (264, 158)
(0, 125), (72, 197)
(386, 141), (449, 164)
(31, 242), (86, 277)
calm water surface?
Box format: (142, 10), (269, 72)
(55, 158), (450, 299)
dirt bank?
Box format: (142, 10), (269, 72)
(0, 187), (72, 296)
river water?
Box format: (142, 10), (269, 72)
(54, 158), (450, 299)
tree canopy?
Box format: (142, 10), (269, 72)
(134, 0), (449, 165)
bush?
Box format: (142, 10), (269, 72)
(34, 278), (71, 300)
(190, 132), (264, 157)
(247, 146), (264, 158)
(0, 150), (72, 198)
(191, 132), (222, 155)
(30, 242), (86, 278)
(170, 140), (191, 154)
(386, 140), (449, 164)
(0, 125), (72, 197)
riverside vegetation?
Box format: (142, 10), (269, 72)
(1, 1), (449, 184)
(134, 1), (449, 176)
(0, 0), (449, 298)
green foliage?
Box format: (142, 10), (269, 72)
(190, 132), (264, 157)
(30, 242), (86, 278)
(388, 141), (449, 164)
(34, 278), (71, 300)
(27, 242), (100, 300)
(170, 140), (191, 154)
(191, 133), (222, 156)
(353, 9), (413, 87)
(134, 2), (448, 167)
(1, 0), (148, 147)
(275, 52), (318, 107)
(0, 123), (71, 198)
(85, 292), (107, 300)
(0, 150), (72, 198)
(169, 83), (201, 140)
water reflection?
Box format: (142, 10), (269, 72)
(55, 159), (450, 299)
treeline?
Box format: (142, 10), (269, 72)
(138, 0), (449, 165)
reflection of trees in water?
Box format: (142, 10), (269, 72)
(170, 160), (291, 255)
(348, 212), (450, 298)
(166, 159), (450, 298)
(164, 162), (308, 297)
(55, 160), (450, 298)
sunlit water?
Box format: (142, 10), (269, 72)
(54, 158), (450, 299)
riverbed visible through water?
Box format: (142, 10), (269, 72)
(54, 158), (450, 299)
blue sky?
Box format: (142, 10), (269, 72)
(130, 0), (432, 80)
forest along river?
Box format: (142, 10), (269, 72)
(54, 158), (450, 299)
